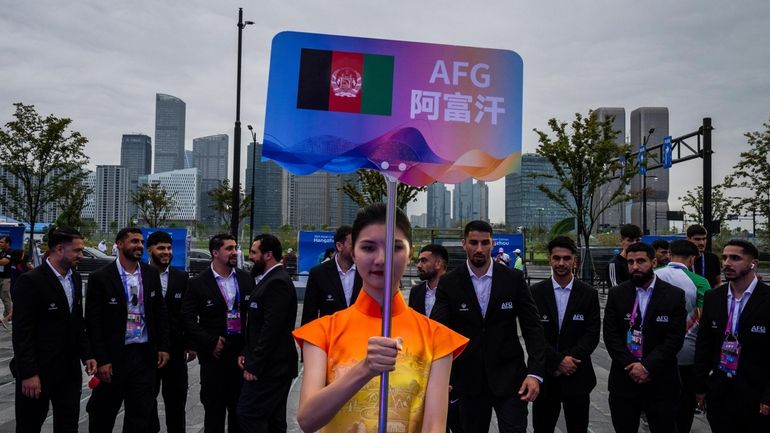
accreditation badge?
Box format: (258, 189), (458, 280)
(126, 307), (145, 341)
(226, 309), (241, 336)
(718, 337), (741, 377)
(626, 328), (644, 359)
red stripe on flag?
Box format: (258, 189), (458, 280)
(328, 51), (364, 113)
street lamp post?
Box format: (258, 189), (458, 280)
(641, 128), (655, 235)
(247, 125), (257, 243)
(231, 8), (254, 241)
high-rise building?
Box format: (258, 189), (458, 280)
(452, 179), (488, 224)
(594, 107), (627, 232)
(282, 171), (358, 229)
(154, 93), (186, 173)
(630, 107), (670, 234)
(245, 141), (283, 230)
(139, 168), (201, 223)
(193, 134), (228, 226)
(184, 150), (194, 169)
(410, 213), (428, 228)
(120, 134), (152, 221)
(81, 171), (96, 221)
(505, 153), (570, 230)
(95, 165), (129, 232)
(426, 182), (452, 227)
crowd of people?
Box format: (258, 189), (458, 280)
(6, 209), (770, 433)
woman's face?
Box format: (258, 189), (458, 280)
(353, 223), (410, 292)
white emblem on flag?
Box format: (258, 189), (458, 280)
(331, 67), (362, 98)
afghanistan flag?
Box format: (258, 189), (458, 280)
(296, 48), (394, 115)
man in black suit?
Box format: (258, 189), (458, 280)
(11, 227), (96, 433)
(182, 233), (252, 433)
(85, 227), (171, 433)
(694, 239), (770, 433)
(146, 231), (194, 433)
(432, 220), (546, 433)
(300, 225), (362, 325)
(237, 234), (298, 433)
(603, 242), (686, 433)
(530, 236), (600, 433)
(408, 243), (462, 433)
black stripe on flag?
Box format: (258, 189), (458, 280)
(297, 48), (332, 110)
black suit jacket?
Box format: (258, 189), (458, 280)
(243, 265), (298, 379)
(408, 281), (428, 315)
(603, 278), (686, 396)
(181, 266), (252, 361)
(11, 263), (91, 381)
(432, 262), (546, 398)
(694, 281), (770, 407)
(300, 258), (362, 325)
(85, 261), (170, 367)
(163, 267), (190, 354)
(531, 278), (601, 396)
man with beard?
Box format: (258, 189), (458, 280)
(432, 220), (546, 433)
(408, 243), (461, 432)
(237, 234), (298, 433)
(300, 225), (362, 325)
(654, 239), (711, 433)
(85, 227), (170, 433)
(146, 231), (194, 433)
(182, 233), (253, 433)
(603, 242), (686, 433)
(409, 244), (448, 317)
(530, 236), (600, 433)
(11, 227), (96, 433)
(695, 240), (770, 433)
(687, 224), (722, 288)
(652, 239), (671, 268)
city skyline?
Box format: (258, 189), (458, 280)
(2, 1), (768, 225)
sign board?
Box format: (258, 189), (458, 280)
(263, 31), (524, 186)
(492, 233), (524, 268)
(663, 135), (673, 169)
(297, 230), (336, 274)
(0, 224), (25, 249)
(140, 228), (189, 272)
(638, 144), (647, 175)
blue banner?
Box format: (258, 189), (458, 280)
(140, 228), (189, 271)
(492, 233), (524, 268)
(663, 136), (673, 169)
(297, 231), (336, 274)
(0, 224), (25, 249)
(638, 144), (647, 175)
(641, 234), (685, 244)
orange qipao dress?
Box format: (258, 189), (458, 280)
(293, 289), (468, 433)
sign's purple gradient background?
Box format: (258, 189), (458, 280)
(263, 31), (523, 186)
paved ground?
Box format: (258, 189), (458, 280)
(0, 270), (714, 432)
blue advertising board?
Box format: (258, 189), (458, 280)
(297, 231), (336, 274)
(492, 233), (524, 268)
(663, 136), (673, 169)
(641, 234), (685, 244)
(140, 228), (189, 271)
(0, 224), (25, 249)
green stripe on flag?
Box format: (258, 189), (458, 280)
(361, 54), (394, 115)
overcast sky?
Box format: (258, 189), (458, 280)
(2, 0), (769, 224)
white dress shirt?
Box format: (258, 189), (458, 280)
(335, 255), (357, 306)
(212, 265), (238, 309)
(466, 260), (493, 317)
(551, 277), (574, 330)
(634, 275), (657, 324)
(727, 276), (758, 335)
(424, 283), (437, 317)
(47, 259), (73, 312)
(160, 268), (170, 298)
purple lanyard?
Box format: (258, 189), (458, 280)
(725, 297), (739, 336)
(630, 295), (642, 327)
(120, 267), (143, 305)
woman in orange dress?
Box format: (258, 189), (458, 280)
(294, 203), (468, 433)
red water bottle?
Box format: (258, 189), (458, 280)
(88, 375), (100, 389)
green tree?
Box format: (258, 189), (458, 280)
(532, 111), (637, 279)
(131, 183), (178, 227)
(340, 169), (425, 210)
(678, 183), (734, 225)
(0, 103), (89, 255)
(724, 118), (770, 246)
(207, 179), (252, 232)
(54, 175), (92, 230)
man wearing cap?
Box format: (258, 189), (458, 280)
(513, 249), (524, 271)
(495, 247), (511, 267)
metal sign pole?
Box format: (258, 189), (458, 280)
(378, 176), (398, 433)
